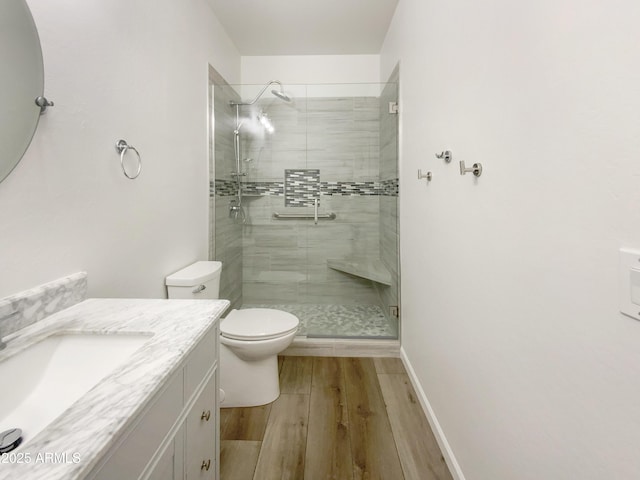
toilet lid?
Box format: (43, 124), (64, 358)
(221, 308), (299, 341)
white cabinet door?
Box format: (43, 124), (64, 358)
(92, 371), (183, 480)
(186, 370), (217, 479)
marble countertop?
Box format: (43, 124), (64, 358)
(0, 297), (229, 480)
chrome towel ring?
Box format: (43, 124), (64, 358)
(115, 139), (142, 179)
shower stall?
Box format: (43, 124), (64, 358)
(209, 68), (400, 340)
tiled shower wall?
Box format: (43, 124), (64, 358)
(209, 66), (242, 310)
(211, 80), (399, 321)
(238, 95), (390, 306)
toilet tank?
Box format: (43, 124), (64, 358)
(165, 261), (222, 300)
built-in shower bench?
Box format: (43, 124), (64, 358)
(327, 257), (392, 286)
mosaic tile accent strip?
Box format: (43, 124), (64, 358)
(320, 179), (398, 197)
(214, 179), (238, 196)
(214, 179), (285, 197)
(213, 177), (399, 198)
(380, 178), (399, 196)
(321, 181), (381, 196)
(242, 181), (284, 196)
(285, 169), (320, 207)
(241, 303), (398, 339)
(0, 272), (88, 338)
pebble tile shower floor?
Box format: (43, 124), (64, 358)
(241, 304), (397, 339)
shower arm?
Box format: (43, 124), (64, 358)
(230, 80), (284, 107)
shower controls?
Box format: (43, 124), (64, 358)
(435, 150), (452, 162)
(418, 169), (432, 182)
(459, 160), (482, 177)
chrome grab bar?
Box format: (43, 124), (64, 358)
(272, 212), (336, 221)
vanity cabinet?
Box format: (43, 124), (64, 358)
(88, 326), (219, 480)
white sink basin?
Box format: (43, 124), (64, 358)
(0, 333), (150, 448)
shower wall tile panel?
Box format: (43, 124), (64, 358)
(214, 199), (242, 310)
(306, 96), (379, 183)
(242, 101), (307, 183)
(211, 69), (242, 310)
(233, 93), (399, 310)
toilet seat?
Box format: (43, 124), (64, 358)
(221, 308), (299, 341)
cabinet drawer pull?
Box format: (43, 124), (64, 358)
(201, 459), (211, 471)
(201, 410), (211, 421)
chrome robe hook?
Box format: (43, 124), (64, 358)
(459, 160), (482, 177)
(435, 150), (452, 162)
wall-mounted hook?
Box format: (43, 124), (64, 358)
(418, 169), (432, 182)
(459, 160), (482, 177)
(435, 150), (452, 163)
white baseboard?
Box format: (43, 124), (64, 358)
(400, 347), (466, 480)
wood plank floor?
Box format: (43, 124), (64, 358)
(220, 356), (453, 480)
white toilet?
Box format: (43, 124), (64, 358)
(165, 261), (299, 408)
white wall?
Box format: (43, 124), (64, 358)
(0, 0), (240, 298)
(241, 54), (380, 85)
(382, 0), (640, 479)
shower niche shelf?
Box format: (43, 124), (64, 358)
(327, 258), (392, 286)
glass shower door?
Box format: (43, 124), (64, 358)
(217, 80), (399, 339)
(300, 83), (398, 338)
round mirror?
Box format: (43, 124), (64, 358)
(0, 0), (44, 183)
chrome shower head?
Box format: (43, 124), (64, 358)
(271, 89), (291, 102)
(230, 80), (291, 106)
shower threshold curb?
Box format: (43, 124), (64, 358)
(281, 336), (400, 358)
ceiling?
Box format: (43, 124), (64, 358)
(207, 0), (399, 56)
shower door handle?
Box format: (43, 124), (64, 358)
(314, 198), (319, 225)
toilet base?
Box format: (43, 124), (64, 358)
(219, 343), (281, 408)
